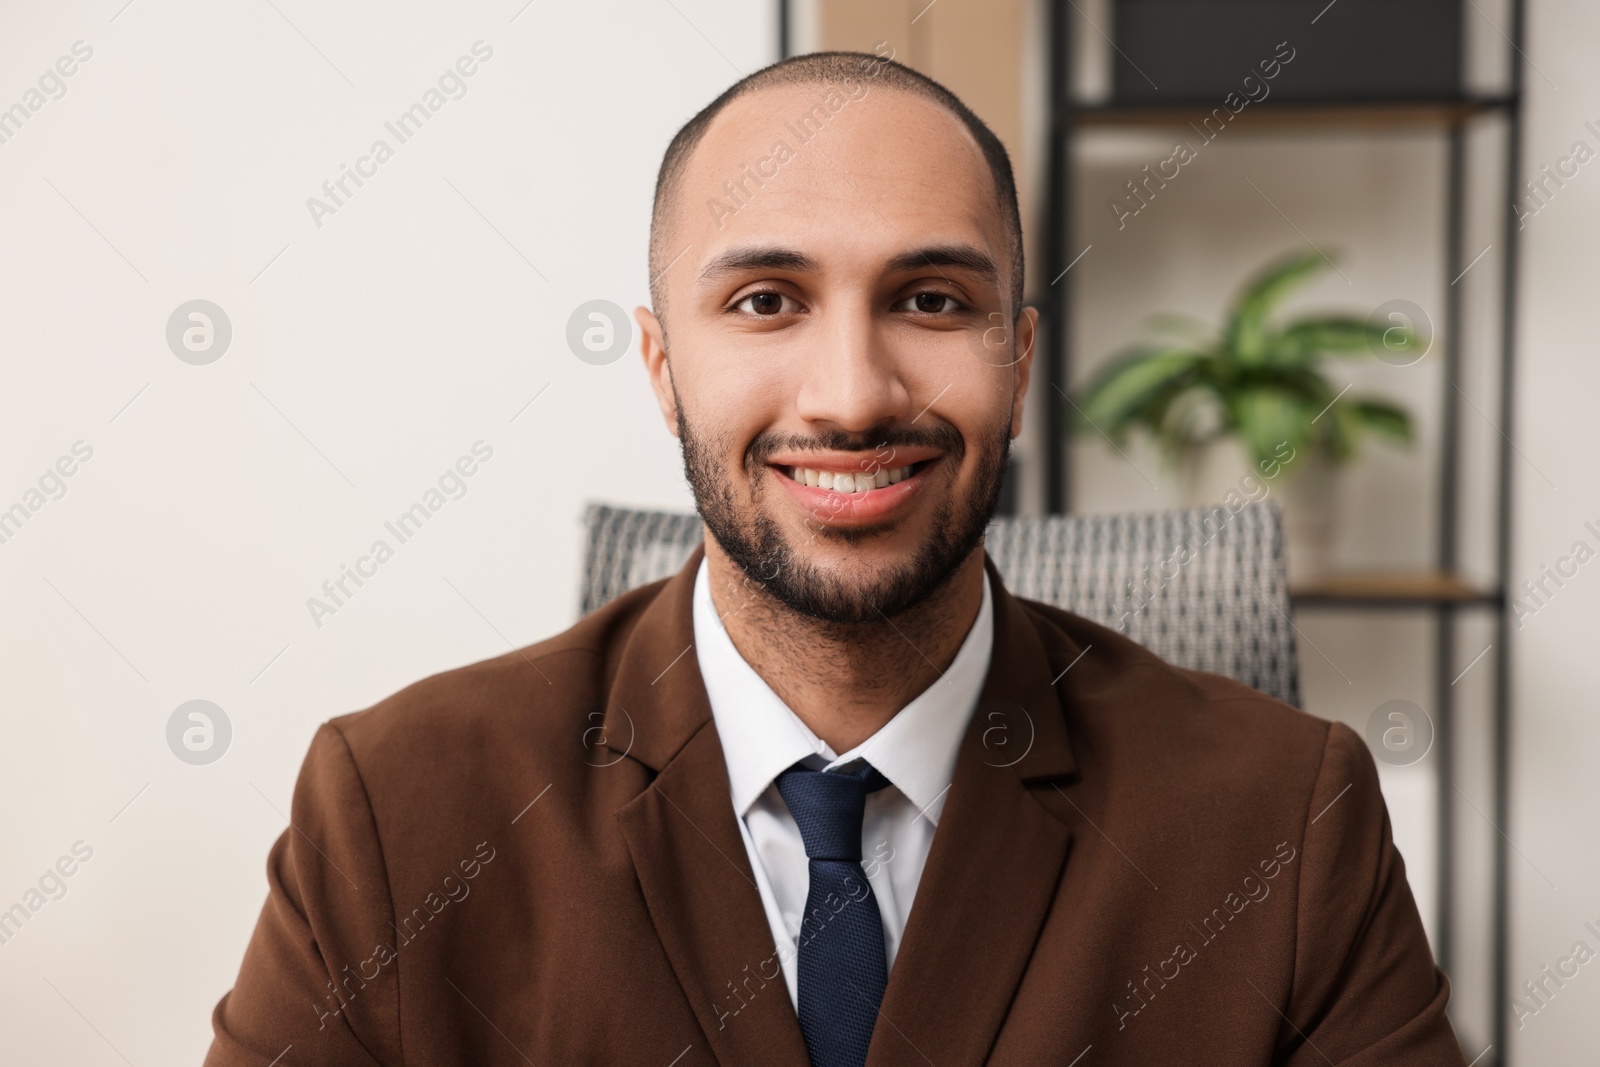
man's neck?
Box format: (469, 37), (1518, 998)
(703, 538), (986, 754)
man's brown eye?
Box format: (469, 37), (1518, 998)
(914, 293), (949, 313)
(750, 292), (783, 315)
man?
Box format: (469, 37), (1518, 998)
(207, 52), (1466, 1066)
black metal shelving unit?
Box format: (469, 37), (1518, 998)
(1040, 3), (1525, 1061)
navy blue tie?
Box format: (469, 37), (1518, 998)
(775, 760), (892, 1067)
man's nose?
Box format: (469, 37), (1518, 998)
(793, 302), (912, 433)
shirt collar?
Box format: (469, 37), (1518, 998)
(692, 558), (993, 826)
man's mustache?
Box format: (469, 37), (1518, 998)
(747, 423), (966, 467)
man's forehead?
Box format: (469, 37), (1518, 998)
(695, 78), (978, 157)
(670, 81), (1004, 285)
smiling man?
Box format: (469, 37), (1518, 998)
(207, 53), (1465, 1066)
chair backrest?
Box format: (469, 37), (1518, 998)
(580, 501), (1301, 708)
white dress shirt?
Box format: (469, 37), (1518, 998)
(691, 559), (994, 1011)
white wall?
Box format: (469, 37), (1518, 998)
(0, 1), (768, 1062)
(1503, 0), (1600, 1061)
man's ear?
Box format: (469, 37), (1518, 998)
(634, 306), (679, 438)
(1009, 306), (1039, 438)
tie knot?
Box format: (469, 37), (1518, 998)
(774, 760), (890, 862)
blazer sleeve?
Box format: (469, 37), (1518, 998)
(205, 722), (402, 1066)
(1278, 720), (1468, 1066)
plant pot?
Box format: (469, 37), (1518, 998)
(1175, 438), (1335, 587)
(1276, 449), (1336, 588)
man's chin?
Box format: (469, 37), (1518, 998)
(741, 537), (969, 625)
(758, 572), (915, 626)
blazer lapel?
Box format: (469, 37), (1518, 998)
(604, 551), (1081, 1067)
(867, 563), (1080, 1067)
(608, 549), (812, 1067)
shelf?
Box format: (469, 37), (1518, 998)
(1043, 2), (1524, 1050)
(1065, 95), (1515, 133)
(1289, 569), (1502, 608)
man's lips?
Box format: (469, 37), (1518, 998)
(764, 445), (945, 475)
(766, 449), (943, 526)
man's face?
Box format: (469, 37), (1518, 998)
(637, 80), (1036, 623)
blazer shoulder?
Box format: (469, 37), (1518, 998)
(1016, 593), (1334, 786)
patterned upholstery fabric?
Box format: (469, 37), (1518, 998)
(580, 501), (1301, 708)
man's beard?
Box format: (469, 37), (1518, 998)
(678, 405), (1010, 624)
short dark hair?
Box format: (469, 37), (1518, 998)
(647, 51), (1025, 325)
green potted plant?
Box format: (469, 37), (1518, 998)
(1073, 249), (1418, 583)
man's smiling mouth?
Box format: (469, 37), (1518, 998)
(781, 462), (922, 493)
(766, 454), (942, 526)
(758, 440), (952, 524)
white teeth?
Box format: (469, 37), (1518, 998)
(789, 464), (916, 493)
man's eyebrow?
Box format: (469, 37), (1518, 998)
(885, 244), (1000, 283)
(695, 243), (1001, 288)
(697, 246), (819, 284)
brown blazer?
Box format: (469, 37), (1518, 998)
(206, 550), (1465, 1065)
